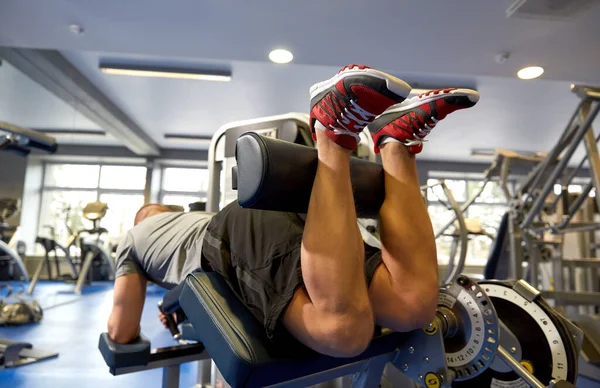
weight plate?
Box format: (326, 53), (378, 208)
(439, 276), (499, 381)
(453, 280), (578, 387)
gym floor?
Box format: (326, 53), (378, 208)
(0, 281), (200, 388)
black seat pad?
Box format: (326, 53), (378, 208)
(179, 271), (411, 388)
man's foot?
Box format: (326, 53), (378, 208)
(310, 64), (412, 150)
(367, 88), (480, 154)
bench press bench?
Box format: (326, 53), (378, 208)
(99, 133), (580, 388)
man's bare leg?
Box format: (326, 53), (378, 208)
(368, 142), (439, 331)
(282, 129), (374, 357)
(366, 88), (479, 331)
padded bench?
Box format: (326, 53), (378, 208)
(98, 133), (449, 388)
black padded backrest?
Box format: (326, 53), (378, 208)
(235, 133), (384, 218)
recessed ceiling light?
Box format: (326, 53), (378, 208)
(517, 66), (544, 80)
(269, 49), (293, 64)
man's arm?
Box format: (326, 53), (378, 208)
(108, 273), (147, 343)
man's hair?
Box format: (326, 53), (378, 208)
(134, 204), (172, 226)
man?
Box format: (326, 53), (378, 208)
(108, 64), (479, 357)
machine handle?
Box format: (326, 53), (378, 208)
(157, 300), (181, 339)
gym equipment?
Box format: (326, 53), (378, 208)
(0, 121), (57, 281)
(0, 338), (58, 369)
(484, 86), (600, 384)
(26, 233), (78, 294)
(0, 122), (59, 368)
(0, 198), (29, 281)
(0, 285), (43, 325)
(98, 126), (582, 387)
(72, 201), (115, 294)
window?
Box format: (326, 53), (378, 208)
(426, 178), (512, 266)
(159, 167), (208, 211)
(38, 163), (147, 250)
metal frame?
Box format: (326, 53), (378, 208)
(506, 85), (600, 308)
(0, 239), (29, 281)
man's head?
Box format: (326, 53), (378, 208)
(134, 204), (173, 226)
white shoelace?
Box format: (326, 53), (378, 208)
(328, 100), (376, 142)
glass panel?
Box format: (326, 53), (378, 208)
(163, 168), (209, 192)
(44, 164), (100, 188)
(100, 165), (147, 190)
(466, 235), (494, 266)
(162, 194), (206, 212)
(469, 181), (508, 204)
(99, 193), (145, 245)
(37, 190), (98, 247)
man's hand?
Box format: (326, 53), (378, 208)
(158, 310), (177, 329)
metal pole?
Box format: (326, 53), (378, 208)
(162, 365), (180, 388)
(508, 212), (523, 280)
(519, 102), (582, 201)
(206, 128), (228, 212)
(496, 346), (545, 388)
(582, 101), (600, 212)
(441, 182), (468, 284)
(522, 101), (600, 229)
(74, 251), (94, 294)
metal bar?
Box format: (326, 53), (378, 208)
(572, 84), (600, 101)
(440, 182), (468, 284)
(582, 101), (600, 212)
(162, 365), (180, 388)
(500, 157), (511, 200)
(74, 251), (94, 294)
(522, 101), (600, 228)
(553, 251), (565, 292)
(206, 127), (226, 212)
(524, 233), (539, 288)
(496, 346), (545, 388)
(554, 222), (600, 234)
(0, 240), (29, 281)
(26, 256), (48, 294)
(519, 101), (583, 200)
(508, 212), (524, 280)
(541, 290), (600, 305)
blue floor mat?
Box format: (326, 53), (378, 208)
(0, 281), (200, 388)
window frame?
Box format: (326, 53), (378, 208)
(37, 161), (147, 244)
(158, 166), (209, 207)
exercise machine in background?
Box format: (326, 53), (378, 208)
(73, 201), (115, 294)
(0, 122), (59, 369)
(0, 198), (28, 281)
(480, 85), (600, 385)
(0, 121), (57, 282)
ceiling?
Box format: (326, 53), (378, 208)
(0, 0), (599, 160)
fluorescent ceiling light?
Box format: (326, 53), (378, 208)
(164, 134), (212, 141)
(269, 49), (293, 64)
(517, 66), (544, 80)
(99, 64), (232, 81)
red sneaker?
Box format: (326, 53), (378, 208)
(367, 88), (480, 154)
(309, 65), (412, 150)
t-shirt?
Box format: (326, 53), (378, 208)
(114, 212), (214, 289)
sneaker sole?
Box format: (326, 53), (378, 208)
(309, 67), (412, 101)
(382, 89), (480, 115)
